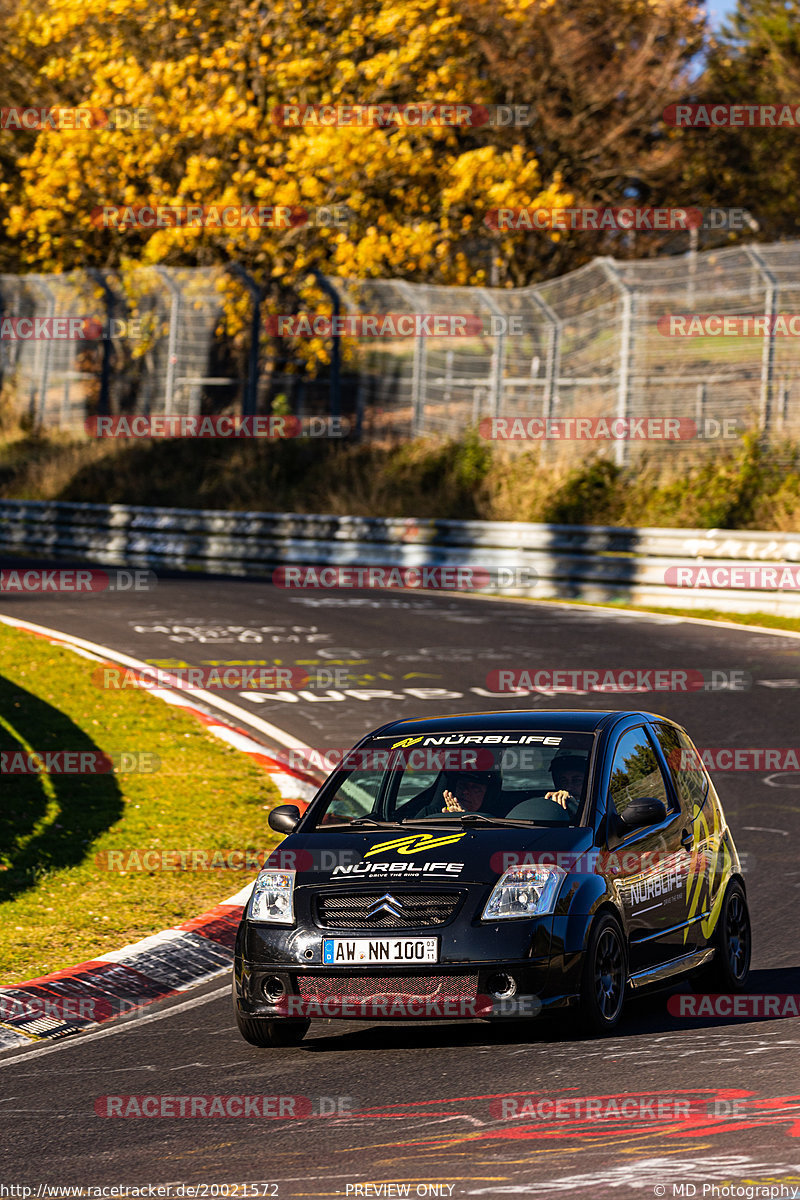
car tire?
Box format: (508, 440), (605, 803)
(235, 1012), (310, 1047)
(702, 879), (751, 992)
(578, 913), (627, 1035)
(232, 979), (310, 1047)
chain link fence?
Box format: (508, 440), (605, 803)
(2, 243), (800, 463)
(333, 244), (800, 460)
(0, 265), (253, 424)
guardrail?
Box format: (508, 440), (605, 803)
(0, 499), (798, 616)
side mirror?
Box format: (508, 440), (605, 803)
(618, 796), (667, 830)
(268, 804), (301, 834)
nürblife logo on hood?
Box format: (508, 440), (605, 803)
(331, 833), (467, 878)
(364, 833), (465, 857)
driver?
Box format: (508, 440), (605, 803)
(546, 754), (586, 813)
(441, 770), (497, 813)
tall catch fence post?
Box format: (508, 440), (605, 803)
(599, 258), (636, 468)
(90, 270), (116, 419)
(155, 267), (180, 416)
(28, 278), (55, 424)
(745, 246), (778, 433)
(395, 280), (427, 437)
(530, 292), (561, 426)
(226, 263), (263, 417)
(478, 289), (507, 421)
(314, 271), (342, 424)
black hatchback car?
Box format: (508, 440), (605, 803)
(233, 710), (751, 1045)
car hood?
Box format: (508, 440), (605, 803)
(267, 825), (596, 886)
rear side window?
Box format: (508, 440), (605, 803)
(653, 722), (709, 812)
(608, 726), (671, 820)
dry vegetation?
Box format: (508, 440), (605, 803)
(1, 406), (799, 530)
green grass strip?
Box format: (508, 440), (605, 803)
(560, 600), (800, 635)
(0, 623), (283, 985)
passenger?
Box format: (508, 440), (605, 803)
(546, 754), (586, 812)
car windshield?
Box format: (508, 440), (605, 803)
(305, 731), (595, 828)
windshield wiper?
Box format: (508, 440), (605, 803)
(347, 816), (402, 827)
(402, 813), (528, 827)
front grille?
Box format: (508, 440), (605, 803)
(298, 974), (478, 1002)
(316, 891), (461, 929)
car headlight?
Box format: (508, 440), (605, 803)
(482, 866), (565, 920)
(248, 869), (295, 924)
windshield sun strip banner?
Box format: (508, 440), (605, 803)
(380, 733), (567, 748)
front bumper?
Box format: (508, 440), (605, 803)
(234, 912), (589, 1021)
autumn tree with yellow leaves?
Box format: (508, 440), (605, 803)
(0, 0), (705, 290)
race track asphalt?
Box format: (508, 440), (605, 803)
(2, 566), (799, 1198)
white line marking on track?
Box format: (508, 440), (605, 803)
(451, 592), (800, 642)
(0, 613), (314, 757)
(0, 613), (314, 1037)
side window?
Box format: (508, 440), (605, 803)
(319, 771), (384, 823)
(653, 722), (709, 813)
(608, 726), (671, 821)
(394, 771), (440, 811)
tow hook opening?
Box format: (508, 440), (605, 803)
(486, 972), (517, 999)
(262, 976), (286, 1002)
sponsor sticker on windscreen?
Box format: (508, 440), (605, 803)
(322, 938), (438, 964)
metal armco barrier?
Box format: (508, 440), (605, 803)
(1, 499), (799, 616)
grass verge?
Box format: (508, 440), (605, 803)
(0, 623), (282, 985)
(549, 599), (800, 635)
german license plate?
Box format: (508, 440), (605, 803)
(322, 937), (438, 965)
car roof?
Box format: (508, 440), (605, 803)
(370, 709), (668, 738)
